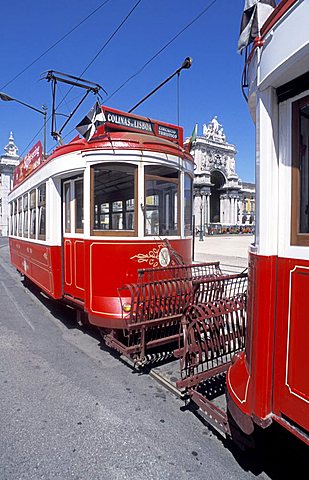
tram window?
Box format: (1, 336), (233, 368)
(64, 183), (71, 234)
(23, 194), (29, 238)
(184, 173), (193, 236)
(91, 164), (136, 235)
(291, 96), (309, 245)
(98, 202), (109, 230)
(38, 184), (46, 240)
(112, 201), (123, 229)
(126, 199), (135, 230)
(18, 197), (22, 236)
(9, 202), (13, 235)
(13, 200), (17, 236)
(145, 166), (179, 236)
(74, 179), (83, 233)
(30, 189), (37, 239)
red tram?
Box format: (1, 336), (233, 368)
(8, 107), (197, 360)
(177, 0), (309, 446)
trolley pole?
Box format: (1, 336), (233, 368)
(129, 57), (192, 113)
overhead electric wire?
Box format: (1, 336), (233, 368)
(106, 0), (219, 102)
(0, 0), (111, 91)
(49, 0), (218, 147)
(55, 0), (143, 124)
(13, 0), (143, 155)
(56, 0), (143, 111)
(80, 0), (143, 79)
(19, 0), (218, 155)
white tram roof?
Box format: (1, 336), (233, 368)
(246, 0), (309, 109)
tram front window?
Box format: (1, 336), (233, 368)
(92, 164), (136, 235)
(145, 166), (179, 236)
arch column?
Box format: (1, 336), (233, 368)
(233, 195), (238, 225)
(205, 194), (210, 224)
(230, 197), (235, 225)
(220, 195), (225, 224)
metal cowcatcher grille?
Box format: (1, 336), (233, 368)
(176, 272), (248, 433)
(177, 272), (248, 388)
(109, 262), (223, 364)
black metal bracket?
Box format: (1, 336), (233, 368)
(44, 70), (106, 141)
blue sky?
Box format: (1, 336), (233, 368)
(0, 0), (256, 182)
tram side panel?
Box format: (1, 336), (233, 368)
(9, 238), (63, 299)
(227, 251), (277, 429)
(63, 238), (85, 301)
(228, 250), (309, 438)
(273, 257), (309, 433)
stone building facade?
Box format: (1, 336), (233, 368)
(0, 133), (20, 236)
(188, 117), (255, 234)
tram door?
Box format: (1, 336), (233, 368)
(273, 96), (309, 432)
(62, 178), (85, 301)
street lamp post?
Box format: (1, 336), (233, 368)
(199, 187), (208, 241)
(0, 92), (47, 157)
(199, 200), (204, 241)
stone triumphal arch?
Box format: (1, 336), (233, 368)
(187, 117), (255, 234)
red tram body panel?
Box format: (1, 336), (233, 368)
(9, 238), (63, 298)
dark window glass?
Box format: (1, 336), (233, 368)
(291, 96), (309, 245)
(299, 102), (309, 233)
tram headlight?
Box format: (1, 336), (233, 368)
(122, 303), (131, 313)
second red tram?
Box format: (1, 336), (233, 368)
(177, 0), (309, 447)
(227, 0), (309, 445)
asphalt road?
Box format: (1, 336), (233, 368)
(0, 238), (307, 479)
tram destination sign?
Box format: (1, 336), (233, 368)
(157, 124), (179, 140)
(13, 141), (43, 187)
(104, 110), (154, 134)
(102, 106), (181, 145)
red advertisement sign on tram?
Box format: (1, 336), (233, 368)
(13, 141), (43, 187)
